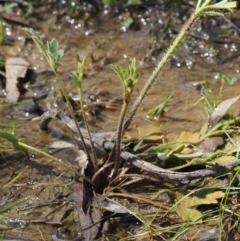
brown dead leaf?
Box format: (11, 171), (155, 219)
(0, 6), (30, 26)
(177, 131), (200, 143)
(188, 190), (224, 207)
(124, 125), (163, 142)
(165, 132), (179, 143)
(175, 205), (202, 222)
(213, 155), (235, 165)
(209, 95), (240, 128)
(6, 57), (29, 103)
(69, 182), (101, 241)
(175, 190), (224, 222)
(138, 125), (163, 142)
(166, 131), (200, 154)
(198, 137), (224, 153)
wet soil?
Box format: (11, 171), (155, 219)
(1, 0), (240, 240)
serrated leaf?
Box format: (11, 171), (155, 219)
(55, 49), (64, 63)
(207, 0), (237, 12)
(22, 28), (50, 67)
(23, 27), (43, 44)
(47, 39), (58, 55)
(47, 39), (64, 64)
(202, 11), (224, 17)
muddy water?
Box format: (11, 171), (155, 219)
(1, 1), (240, 240)
(1, 3), (240, 136)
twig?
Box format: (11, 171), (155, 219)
(40, 109), (240, 184)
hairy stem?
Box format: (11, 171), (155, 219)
(122, 11), (201, 135)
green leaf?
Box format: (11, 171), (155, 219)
(24, 29), (64, 69)
(22, 28), (50, 67)
(0, 131), (24, 151)
(70, 71), (81, 88)
(70, 59), (86, 89)
(229, 77), (238, 85)
(123, 16), (134, 29)
(3, 3), (18, 13)
(111, 65), (125, 83)
(133, 139), (143, 152)
(69, 71), (78, 82)
(207, 0), (237, 13)
(234, 166), (240, 172)
(0, 20), (5, 45)
(103, 0), (115, 5)
(22, 27), (43, 45)
(148, 93), (173, 116)
(77, 58), (85, 79)
(47, 38), (64, 64)
(47, 39), (58, 55)
(202, 11), (224, 17)
(126, 0), (142, 6)
(196, 0), (203, 10)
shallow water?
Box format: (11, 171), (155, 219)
(1, 1), (240, 239)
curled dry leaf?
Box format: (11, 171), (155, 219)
(6, 57), (29, 103)
(209, 94), (240, 128)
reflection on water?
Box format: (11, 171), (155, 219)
(1, 1), (240, 239)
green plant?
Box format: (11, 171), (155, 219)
(70, 59), (98, 170)
(195, 82), (220, 117)
(103, 0), (115, 6)
(109, 58), (139, 177)
(21, 2), (238, 238)
(0, 126), (79, 176)
(126, 0), (142, 6)
(121, 0), (237, 137)
(0, 129), (30, 161)
(3, 3), (18, 13)
(3, 1), (32, 17)
(147, 93), (173, 116)
(0, 19), (5, 45)
(22, 0), (237, 190)
(67, 1), (80, 17)
(218, 165), (240, 240)
(22, 28), (98, 172)
(215, 72), (238, 86)
(102, 0), (143, 6)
